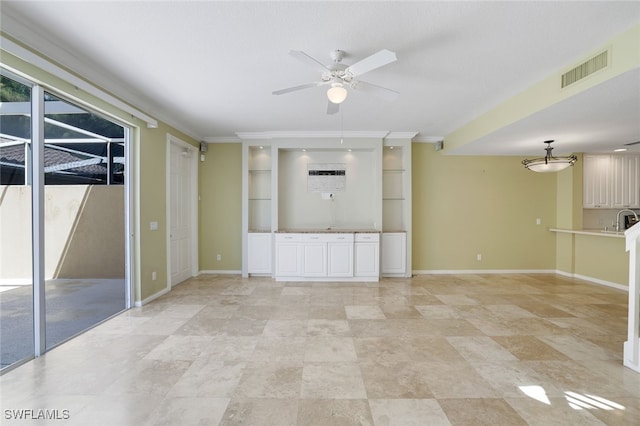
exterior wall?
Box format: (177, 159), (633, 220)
(0, 185), (124, 281)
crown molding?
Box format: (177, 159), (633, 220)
(412, 135), (445, 143)
(234, 130), (393, 140)
(203, 136), (242, 143)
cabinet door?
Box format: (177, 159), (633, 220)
(354, 243), (379, 277)
(248, 233), (272, 274)
(382, 233), (406, 274)
(328, 243), (354, 277)
(611, 155), (640, 209)
(302, 243), (327, 277)
(583, 155), (611, 208)
(275, 243), (300, 276)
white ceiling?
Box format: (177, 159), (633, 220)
(1, 1), (639, 156)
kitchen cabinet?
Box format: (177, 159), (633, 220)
(382, 232), (406, 275)
(275, 234), (301, 276)
(354, 233), (379, 278)
(247, 233), (272, 274)
(328, 235), (355, 277)
(611, 155), (640, 208)
(584, 154), (640, 209)
(274, 232), (377, 281)
(302, 236), (328, 277)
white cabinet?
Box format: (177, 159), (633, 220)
(611, 155), (640, 208)
(248, 233), (272, 274)
(328, 236), (355, 277)
(382, 232), (407, 275)
(302, 237), (328, 277)
(274, 232), (377, 281)
(584, 154), (640, 209)
(275, 234), (301, 276)
(583, 155), (611, 208)
(354, 233), (379, 278)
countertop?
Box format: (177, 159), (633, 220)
(549, 228), (625, 239)
(275, 228), (381, 234)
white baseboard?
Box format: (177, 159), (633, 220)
(413, 269), (556, 275)
(199, 270), (242, 275)
(413, 269), (628, 292)
(134, 286), (170, 307)
(0, 279), (32, 285)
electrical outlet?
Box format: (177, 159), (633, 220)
(477, 254), (482, 261)
(217, 254), (222, 261)
(152, 271), (157, 281)
(536, 218), (541, 225)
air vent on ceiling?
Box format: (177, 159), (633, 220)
(561, 50), (609, 88)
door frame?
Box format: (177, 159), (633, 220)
(165, 134), (199, 288)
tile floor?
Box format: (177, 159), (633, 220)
(1, 273), (639, 425)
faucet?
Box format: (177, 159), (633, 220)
(616, 209), (639, 232)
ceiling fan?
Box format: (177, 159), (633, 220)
(272, 49), (399, 114)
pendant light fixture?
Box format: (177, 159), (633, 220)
(522, 140), (577, 173)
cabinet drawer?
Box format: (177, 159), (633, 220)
(300, 233), (354, 243)
(275, 233), (301, 242)
(355, 233), (380, 242)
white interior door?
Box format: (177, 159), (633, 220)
(169, 141), (193, 286)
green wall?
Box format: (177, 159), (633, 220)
(412, 143), (557, 270)
(199, 143), (242, 271)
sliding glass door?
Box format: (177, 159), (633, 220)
(0, 73), (34, 369)
(0, 70), (131, 371)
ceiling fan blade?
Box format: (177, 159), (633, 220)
(272, 82), (322, 96)
(289, 50), (331, 71)
(346, 49), (397, 76)
(351, 80), (399, 101)
(327, 100), (340, 115)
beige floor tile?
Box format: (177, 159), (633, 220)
(345, 305), (386, 319)
(297, 399), (373, 426)
(233, 363), (302, 399)
(219, 398), (298, 426)
(438, 398), (528, 426)
(1, 273), (634, 426)
(144, 397), (230, 426)
(359, 360), (434, 399)
(491, 336), (571, 361)
(306, 319), (351, 336)
(368, 398), (451, 426)
(305, 336), (358, 362)
(301, 362), (367, 399)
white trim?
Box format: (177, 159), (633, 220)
(199, 270), (242, 275)
(166, 134), (199, 288)
(235, 131), (390, 140)
(385, 132), (418, 140)
(413, 269), (629, 292)
(0, 279), (32, 285)
(413, 269), (557, 275)
(204, 136), (242, 143)
(412, 136), (445, 143)
(1, 35), (158, 129)
(134, 286), (170, 307)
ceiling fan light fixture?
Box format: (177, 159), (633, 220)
(327, 82), (348, 104)
(522, 140), (577, 173)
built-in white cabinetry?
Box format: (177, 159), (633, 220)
(354, 233), (379, 278)
(382, 232), (407, 275)
(247, 233), (272, 274)
(275, 234), (301, 276)
(584, 154), (640, 209)
(248, 146), (272, 231)
(275, 233), (378, 281)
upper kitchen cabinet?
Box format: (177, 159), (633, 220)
(611, 155), (640, 209)
(584, 154), (640, 209)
